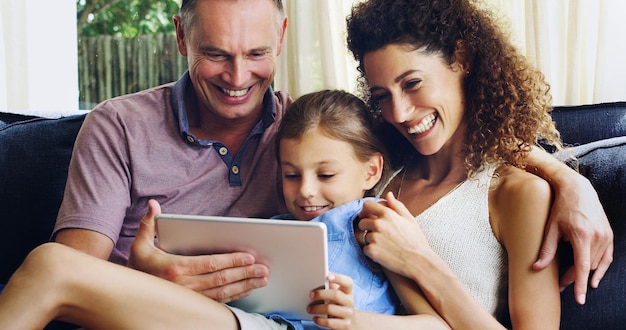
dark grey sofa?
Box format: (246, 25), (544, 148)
(1, 102), (625, 329)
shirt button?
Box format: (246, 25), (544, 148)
(219, 147), (228, 155)
(186, 136), (195, 143)
(232, 165), (239, 175)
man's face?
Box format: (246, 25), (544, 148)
(175, 0), (286, 120)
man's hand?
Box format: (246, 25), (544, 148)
(127, 199), (270, 302)
(533, 174), (614, 305)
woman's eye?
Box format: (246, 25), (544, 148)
(318, 174), (335, 180)
(372, 93), (389, 104)
(405, 79), (421, 89)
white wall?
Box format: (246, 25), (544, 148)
(0, 0), (78, 113)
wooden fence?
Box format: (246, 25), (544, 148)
(78, 33), (188, 109)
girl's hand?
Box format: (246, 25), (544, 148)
(308, 272), (356, 330)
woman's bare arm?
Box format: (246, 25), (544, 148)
(491, 166), (560, 329)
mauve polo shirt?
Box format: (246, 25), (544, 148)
(54, 72), (290, 264)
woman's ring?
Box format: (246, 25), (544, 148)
(361, 229), (370, 245)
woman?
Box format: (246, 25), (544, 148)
(346, 0), (573, 328)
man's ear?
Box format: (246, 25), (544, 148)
(276, 17), (288, 56)
(173, 15), (188, 57)
(363, 152), (384, 191)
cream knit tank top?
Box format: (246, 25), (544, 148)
(416, 165), (508, 319)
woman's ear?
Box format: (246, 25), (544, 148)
(363, 152), (384, 191)
(455, 40), (471, 73)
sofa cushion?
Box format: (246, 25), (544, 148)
(0, 114), (86, 285)
(555, 136), (626, 329)
(555, 136), (626, 234)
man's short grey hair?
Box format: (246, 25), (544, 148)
(179, 0), (285, 35)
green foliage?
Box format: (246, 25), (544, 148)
(77, 0), (181, 38)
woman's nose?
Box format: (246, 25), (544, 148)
(388, 93), (411, 124)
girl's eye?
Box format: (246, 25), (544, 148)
(318, 174), (335, 180)
(283, 173), (300, 180)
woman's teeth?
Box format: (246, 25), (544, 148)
(408, 113), (437, 135)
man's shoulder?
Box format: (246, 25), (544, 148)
(89, 83), (176, 119)
(273, 90), (293, 116)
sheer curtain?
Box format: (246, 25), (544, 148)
(277, 0), (626, 106)
(0, 33), (6, 110)
(488, 0), (626, 105)
(0, 0), (79, 113)
(275, 0), (360, 98)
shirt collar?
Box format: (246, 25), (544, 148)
(170, 71), (277, 145)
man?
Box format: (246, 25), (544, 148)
(54, 0), (288, 299)
(53, 0), (612, 305)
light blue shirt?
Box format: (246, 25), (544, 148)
(269, 198), (399, 329)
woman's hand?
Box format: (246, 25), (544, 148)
(357, 192), (434, 277)
(308, 272), (356, 330)
(127, 199), (270, 303)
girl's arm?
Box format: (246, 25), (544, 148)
(310, 271), (449, 329)
(490, 165), (560, 329)
(525, 147), (613, 303)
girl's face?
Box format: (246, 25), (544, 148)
(279, 127), (381, 221)
(363, 43), (467, 156)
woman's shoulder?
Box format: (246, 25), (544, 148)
(489, 165), (553, 240)
(492, 165), (551, 200)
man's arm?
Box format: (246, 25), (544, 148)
(525, 147), (614, 304)
(54, 229), (115, 260)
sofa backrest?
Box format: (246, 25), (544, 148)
(0, 114), (86, 284)
(551, 101), (626, 146)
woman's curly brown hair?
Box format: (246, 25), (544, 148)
(346, 0), (562, 175)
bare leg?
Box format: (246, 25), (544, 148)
(0, 243), (239, 330)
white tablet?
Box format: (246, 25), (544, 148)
(155, 214), (329, 320)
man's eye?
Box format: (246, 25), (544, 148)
(206, 53), (227, 61)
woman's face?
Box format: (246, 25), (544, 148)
(363, 44), (467, 156)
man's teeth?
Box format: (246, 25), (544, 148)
(222, 88), (249, 97)
(303, 206), (324, 212)
(408, 113), (437, 135)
